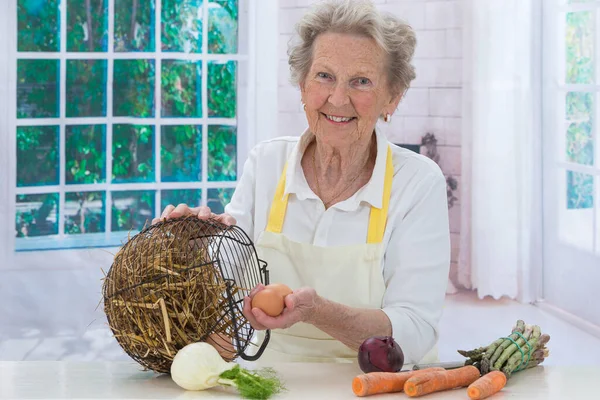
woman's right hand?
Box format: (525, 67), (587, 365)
(152, 204), (237, 226)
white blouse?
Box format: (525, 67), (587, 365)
(224, 128), (451, 363)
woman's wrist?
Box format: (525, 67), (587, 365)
(303, 292), (325, 325)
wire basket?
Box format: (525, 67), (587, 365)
(102, 216), (270, 373)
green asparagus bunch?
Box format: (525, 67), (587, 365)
(457, 320), (551, 379)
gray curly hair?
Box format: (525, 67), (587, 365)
(288, 0), (417, 95)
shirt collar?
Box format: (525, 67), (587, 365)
(283, 128), (390, 211)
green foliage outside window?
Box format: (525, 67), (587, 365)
(65, 191), (106, 234)
(209, 0), (238, 54)
(208, 61), (237, 118)
(17, 126), (59, 187)
(566, 12), (596, 210)
(18, 0), (60, 52)
(115, 0), (155, 52)
(67, 60), (107, 117)
(162, 60), (202, 118)
(567, 171), (594, 209)
(66, 125), (106, 184)
(161, 0), (203, 53)
(112, 124), (155, 183)
(113, 59), (156, 117)
(161, 125), (202, 182)
(15, 1), (240, 244)
(16, 193), (59, 238)
(67, 0), (108, 52)
(17, 59), (59, 118)
(208, 125), (236, 181)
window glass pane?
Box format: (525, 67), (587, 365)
(17, 126), (59, 187)
(207, 188), (233, 214)
(114, 0), (155, 52)
(113, 59), (155, 117)
(161, 125), (202, 182)
(208, 125), (236, 181)
(566, 11), (594, 84)
(16, 193), (59, 237)
(566, 92), (594, 166)
(17, 59), (59, 119)
(560, 170), (594, 252)
(208, 61), (236, 118)
(66, 125), (106, 184)
(112, 124), (155, 183)
(66, 60), (107, 117)
(161, 0), (203, 53)
(596, 177), (600, 254)
(111, 190), (155, 232)
(567, 170), (594, 209)
(65, 191), (106, 234)
(67, 0), (108, 52)
(161, 189), (202, 211)
(18, 0), (60, 52)
(161, 60), (202, 117)
(208, 0), (238, 54)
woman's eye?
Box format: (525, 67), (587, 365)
(317, 72), (331, 79)
(355, 78), (371, 86)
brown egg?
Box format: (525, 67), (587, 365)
(267, 283), (293, 298)
(206, 332), (236, 361)
(251, 288), (285, 317)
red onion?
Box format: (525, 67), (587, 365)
(357, 336), (404, 373)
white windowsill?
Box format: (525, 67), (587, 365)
(15, 232), (136, 252)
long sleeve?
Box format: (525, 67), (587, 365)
(224, 146), (258, 236)
(381, 169), (451, 364)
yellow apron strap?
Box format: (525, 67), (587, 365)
(266, 146), (393, 242)
(367, 146), (394, 244)
(266, 163), (289, 233)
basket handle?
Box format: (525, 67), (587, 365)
(239, 258), (270, 361)
(240, 329), (270, 361)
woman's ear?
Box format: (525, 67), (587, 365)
(389, 90), (404, 111)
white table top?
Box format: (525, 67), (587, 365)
(0, 361), (598, 400)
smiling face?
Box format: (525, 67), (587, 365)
(300, 32), (402, 148)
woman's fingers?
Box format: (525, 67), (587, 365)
(216, 213), (237, 226)
(151, 203), (235, 227)
(243, 295), (267, 330)
(170, 203), (194, 218)
(152, 204), (176, 224)
(249, 283), (266, 297)
(195, 206), (212, 219)
(240, 284), (267, 330)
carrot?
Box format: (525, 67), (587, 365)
(352, 367), (445, 397)
(467, 371), (507, 399)
(404, 365), (481, 397)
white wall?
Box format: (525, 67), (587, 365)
(277, 0), (463, 285)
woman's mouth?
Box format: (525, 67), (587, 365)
(321, 113), (356, 124)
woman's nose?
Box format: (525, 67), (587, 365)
(328, 84), (350, 108)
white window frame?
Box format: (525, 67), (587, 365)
(543, 0), (600, 253)
(0, 0), (278, 269)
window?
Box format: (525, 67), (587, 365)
(12, 0), (250, 251)
(543, 0), (600, 253)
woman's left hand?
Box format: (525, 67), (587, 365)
(242, 285), (320, 330)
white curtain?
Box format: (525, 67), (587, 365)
(458, 0), (541, 302)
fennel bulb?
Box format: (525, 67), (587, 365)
(170, 342), (285, 399)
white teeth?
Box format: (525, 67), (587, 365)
(326, 114), (352, 122)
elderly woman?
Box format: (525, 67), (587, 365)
(155, 0), (450, 364)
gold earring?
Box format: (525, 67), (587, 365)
(302, 102), (306, 111)
(384, 113), (391, 122)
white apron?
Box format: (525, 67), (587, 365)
(253, 146), (438, 364)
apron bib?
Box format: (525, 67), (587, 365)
(252, 146), (438, 364)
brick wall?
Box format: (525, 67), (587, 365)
(277, 0), (463, 286)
